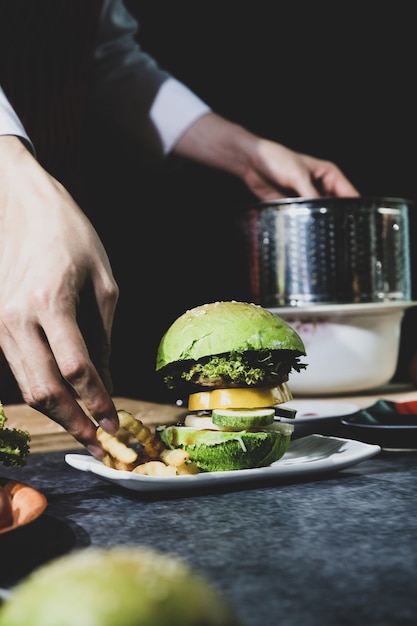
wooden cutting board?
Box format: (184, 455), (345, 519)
(4, 384), (417, 454)
(3, 398), (186, 454)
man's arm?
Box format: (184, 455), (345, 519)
(89, 0), (211, 160)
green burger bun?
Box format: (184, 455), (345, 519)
(157, 300), (305, 369)
(0, 546), (243, 626)
(156, 301), (306, 391)
(157, 420), (294, 472)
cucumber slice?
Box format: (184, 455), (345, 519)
(184, 414), (222, 430)
(211, 408), (275, 430)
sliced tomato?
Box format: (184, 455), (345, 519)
(187, 383), (293, 411)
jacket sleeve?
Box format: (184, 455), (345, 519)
(89, 0), (211, 160)
(0, 85), (33, 151)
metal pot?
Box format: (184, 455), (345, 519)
(239, 196), (413, 307)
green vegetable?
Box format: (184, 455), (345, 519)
(157, 423), (293, 472)
(211, 408), (275, 430)
(0, 402), (30, 467)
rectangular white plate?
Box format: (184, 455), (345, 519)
(65, 435), (381, 494)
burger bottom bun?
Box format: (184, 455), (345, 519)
(158, 425), (292, 472)
(0, 546), (243, 626)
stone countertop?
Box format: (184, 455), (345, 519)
(2, 445), (417, 626)
(2, 388), (417, 626)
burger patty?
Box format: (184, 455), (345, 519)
(162, 350), (306, 391)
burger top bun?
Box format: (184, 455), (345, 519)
(0, 546), (243, 626)
(156, 300), (306, 371)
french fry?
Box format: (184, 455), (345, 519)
(96, 427), (139, 471)
(159, 448), (190, 467)
(159, 448), (200, 475)
(175, 461), (200, 475)
(117, 410), (165, 459)
(96, 409), (201, 476)
(132, 461), (177, 477)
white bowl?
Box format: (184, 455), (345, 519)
(269, 302), (417, 395)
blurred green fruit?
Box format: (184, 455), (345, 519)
(0, 546), (243, 626)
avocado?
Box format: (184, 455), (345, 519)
(157, 424), (293, 472)
(0, 546), (243, 626)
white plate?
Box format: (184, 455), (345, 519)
(65, 435), (380, 494)
(269, 301), (417, 317)
(280, 400), (360, 423)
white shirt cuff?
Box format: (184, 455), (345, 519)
(0, 86), (33, 150)
(150, 78), (211, 155)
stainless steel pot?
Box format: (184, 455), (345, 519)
(239, 197), (413, 307)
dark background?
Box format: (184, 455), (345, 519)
(0, 3), (414, 406)
(132, 1), (415, 200)
(84, 2), (417, 401)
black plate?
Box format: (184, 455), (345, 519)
(0, 514), (76, 589)
(340, 401), (417, 449)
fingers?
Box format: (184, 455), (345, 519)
(299, 154), (360, 198)
(248, 139), (359, 200)
(0, 312), (119, 459)
(319, 166), (360, 198)
(39, 315), (120, 435)
(76, 281), (118, 394)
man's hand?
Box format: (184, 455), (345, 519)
(0, 136), (120, 457)
(173, 112), (359, 200)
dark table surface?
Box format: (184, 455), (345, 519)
(1, 443), (417, 626)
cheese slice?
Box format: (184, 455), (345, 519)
(188, 383), (293, 411)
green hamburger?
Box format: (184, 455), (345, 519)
(156, 301), (307, 472)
